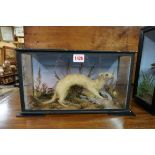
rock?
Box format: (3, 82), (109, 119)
(100, 90), (112, 101)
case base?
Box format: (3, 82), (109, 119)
(109, 110), (135, 116)
(16, 110), (135, 117)
(16, 112), (45, 117)
(134, 97), (155, 115)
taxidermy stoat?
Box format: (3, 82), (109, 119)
(44, 72), (113, 106)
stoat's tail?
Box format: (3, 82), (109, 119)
(42, 93), (57, 105)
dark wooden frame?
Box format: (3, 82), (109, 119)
(16, 49), (135, 116)
(133, 26), (155, 114)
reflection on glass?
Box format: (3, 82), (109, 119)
(21, 52), (132, 111)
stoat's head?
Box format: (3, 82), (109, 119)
(98, 72), (113, 81)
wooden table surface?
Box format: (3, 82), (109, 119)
(0, 88), (155, 129)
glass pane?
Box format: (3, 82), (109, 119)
(21, 52), (132, 111)
(136, 30), (155, 104)
(22, 54), (33, 109)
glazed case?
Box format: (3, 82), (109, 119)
(134, 27), (155, 114)
(17, 49), (134, 115)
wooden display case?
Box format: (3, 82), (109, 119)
(17, 49), (135, 115)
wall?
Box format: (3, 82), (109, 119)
(24, 26), (140, 51)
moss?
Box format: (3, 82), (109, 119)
(66, 85), (84, 100)
(95, 104), (105, 109)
